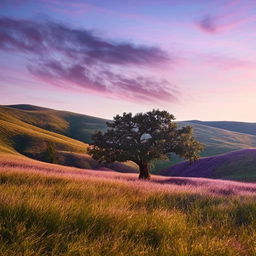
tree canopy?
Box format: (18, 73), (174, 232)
(88, 110), (203, 179)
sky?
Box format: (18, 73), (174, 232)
(0, 0), (256, 121)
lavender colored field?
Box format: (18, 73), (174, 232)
(1, 153), (256, 255)
(1, 153), (256, 197)
(161, 149), (256, 182)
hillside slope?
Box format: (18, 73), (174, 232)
(0, 106), (87, 155)
(152, 121), (256, 172)
(5, 104), (108, 143)
(180, 121), (256, 156)
(5, 105), (256, 157)
(0, 105), (137, 172)
(160, 149), (256, 182)
(189, 120), (256, 136)
(3, 104), (256, 174)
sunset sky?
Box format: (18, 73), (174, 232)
(0, 0), (256, 121)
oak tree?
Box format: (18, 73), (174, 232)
(88, 110), (203, 179)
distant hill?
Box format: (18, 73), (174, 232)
(160, 149), (256, 182)
(5, 105), (256, 156)
(179, 121), (256, 156)
(6, 104), (51, 111)
(189, 120), (256, 136)
(2, 104), (256, 174)
(151, 121), (256, 172)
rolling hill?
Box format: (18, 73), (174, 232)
(5, 104), (108, 143)
(179, 121), (256, 156)
(151, 121), (256, 172)
(0, 105), (87, 155)
(160, 149), (256, 182)
(1, 104), (256, 177)
(0, 105), (137, 173)
(4, 104), (256, 157)
(189, 120), (256, 136)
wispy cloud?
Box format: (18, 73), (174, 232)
(196, 0), (256, 34)
(197, 14), (255, 34)
(0, 17), (169, 65)
(0, 17), (177, 103)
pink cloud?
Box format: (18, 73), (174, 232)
(0, 17), (178, 104)
(196, 0), (256, 34)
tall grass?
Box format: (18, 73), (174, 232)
(0, 157), (256, 255)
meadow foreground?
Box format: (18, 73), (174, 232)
(0, 154), (256, 255)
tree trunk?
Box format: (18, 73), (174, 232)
(138, 163), (150, 180)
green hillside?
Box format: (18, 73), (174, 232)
(0, 105), (137, 172)
(6, 104), (108, 143)
(0, 106), (87, 155)
(189, 120), (256, 136)
(152, 121), (256, 172)
(180, 121), (256, 156)
(5, 105), (256, 156)
(2, 104), (256, 173)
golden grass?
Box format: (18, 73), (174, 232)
(0, 108), (88, 155)
(0, 154), (256, 255)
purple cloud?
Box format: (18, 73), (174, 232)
(196, 1), (256, 34)
(198, 15), (217, 33)
(196, 13), (252, 34)
(0, 17), (169, 65)
(28, 60), (177, 103)
(0, 17), (177, 103)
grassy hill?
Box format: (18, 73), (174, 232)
(160, 149), (256, 182)
(2, 104), (256, 174)
(0, 105), (137, 172)
(189, 120), (256, 136)
(0, 105), (87, 155)
(4, 105), (256, 156)
(6, 104), (108, 143)
(180, 121), (256, 156)
(0, 154), (256, 255)
(151, 121), (256, 172)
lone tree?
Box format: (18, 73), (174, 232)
(43, 142), (57, 164)
(88, 110), (203, 179)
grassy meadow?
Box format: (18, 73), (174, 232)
(0, 154), (256, 255)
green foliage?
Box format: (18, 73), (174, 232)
(89, 110), (203, 179)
